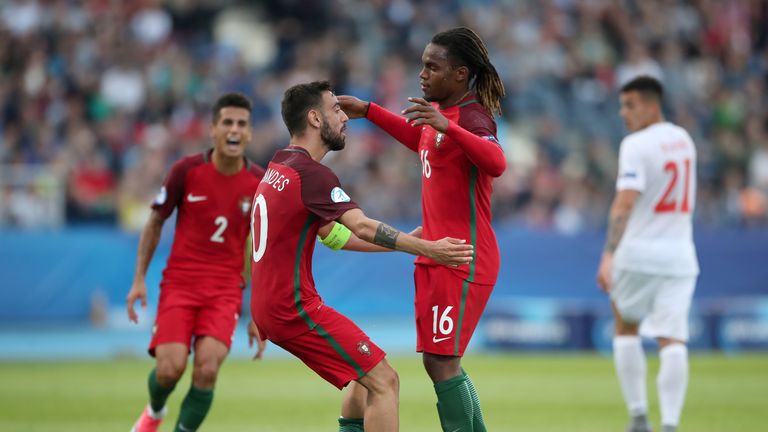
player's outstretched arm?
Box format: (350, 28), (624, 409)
(127, 210), (165, 323)
(338, 95), (421, 152)
(402, 97), (506, 177)
(338, 208), (473, 265)
(596, 189), (639, 293)
(318, 221), (422, 253)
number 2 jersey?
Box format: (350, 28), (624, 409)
(249, 146), (359, 342)
(366, 94), (506, 285)
(614, 122), (699, 276)
(151, 149), (265, 291)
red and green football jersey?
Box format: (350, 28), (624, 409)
(414, 97), (502, 284)
(367, 95), (504, 285)
(249, 146), (359, 342)
(152, 149), (265, 291)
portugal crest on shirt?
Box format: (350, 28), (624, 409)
(435, 132), (445, 149)
(239, 196), (251, 216)
(357, 341), (372, 357)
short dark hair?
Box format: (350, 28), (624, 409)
(281, 80), (333, 137)
(620, 76), (663, 103)
(212, 93), (252, 123)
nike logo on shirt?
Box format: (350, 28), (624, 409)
(432, 335), (451, 343)
(187, 193), (207, 202)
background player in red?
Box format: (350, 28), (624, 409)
(126, 93), (266, 432)
(339, 27), (506, 431)
(250, 80), (474, 432)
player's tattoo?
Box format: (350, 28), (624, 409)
(373, 223), (400, 249)
(605, 214), (629, 253)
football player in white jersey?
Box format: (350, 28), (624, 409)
(597, 76), (699, 432)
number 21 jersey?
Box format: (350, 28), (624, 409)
(614, 122), (699, 276)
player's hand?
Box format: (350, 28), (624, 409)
(126, 280), (148, 324)
(248, 320), (267, 360)
(408, 225), (423, 238)
(428, 237), (474, 266)
(402, 97), (449, 132)
(338, 95), (370, 119)
(596, 252), (613, 293)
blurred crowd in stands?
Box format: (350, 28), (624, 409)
(1, 0), (767, 232)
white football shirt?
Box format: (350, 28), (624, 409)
(614, 122), (699, 276)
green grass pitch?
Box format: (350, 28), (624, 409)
(0, 354), (764, 431)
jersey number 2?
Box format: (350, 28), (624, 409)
(250, 194), (268, 262)
(210, 216), (228, 243)
(655, 159), (691, 213)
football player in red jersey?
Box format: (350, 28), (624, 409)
(339, 27), (506, 431)
(250, 81), (474, 432)
(126, 93), (267, 432)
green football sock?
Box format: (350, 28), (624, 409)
(462, 368), (487, 432)
(174, 386), (214, 431)
(338, 416), (365, 431)
(148, 368), (175, 413)
(434, 374), (474, 432)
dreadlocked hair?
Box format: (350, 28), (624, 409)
(431, 27), (505, 116)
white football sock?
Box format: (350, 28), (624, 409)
(613, 336), (648, 416)
(658, 344), (688, 427)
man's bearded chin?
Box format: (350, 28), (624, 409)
(321, 122), (345, 151)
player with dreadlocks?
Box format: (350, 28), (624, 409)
(339, 27), (506, 431)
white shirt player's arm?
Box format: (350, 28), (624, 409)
(604, 190), (640, 253)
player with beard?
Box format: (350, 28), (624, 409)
(249, 81), (475, 432)
(127, 93), (267, 432)
(339, 27), (506, 431)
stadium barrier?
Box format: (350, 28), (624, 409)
(1, 227), (766, 355)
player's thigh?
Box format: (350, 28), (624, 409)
(194, 291), (242, 351)
(149, 288), (198, 356)
(640, 275), (696, 342)
(415, 265), (493, 357)
(277, 306), (386, 390)
(610, 269), (657, 324)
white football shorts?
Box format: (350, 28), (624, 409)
(611, 269), (697, 341)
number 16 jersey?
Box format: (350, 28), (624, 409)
(614, 122), (699, 277)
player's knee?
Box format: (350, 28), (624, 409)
(156, 359), (186, 384)
(193, 360), (221, 386)
(366, 362), (399, 396)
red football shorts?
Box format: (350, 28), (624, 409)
(414, 264), (494, 357)
(275, 305), (386, 390)
(148, 284), (242, 356)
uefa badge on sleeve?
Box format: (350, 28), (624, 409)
(239, 196), (251, 216)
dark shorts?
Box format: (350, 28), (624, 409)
(148, 285), (242, 356)
(414, 264), (494, 357)
(275, 306), (386, 390)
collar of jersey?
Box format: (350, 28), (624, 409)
(285, 145), (311, 157)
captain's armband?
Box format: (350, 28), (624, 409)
(318, 222), (352, 251)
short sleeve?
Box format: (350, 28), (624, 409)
(151, 160), (187, 219)
(301, 166), (359, 222)
(458, 106), (497, 140)
(616, 137), (645, 192)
